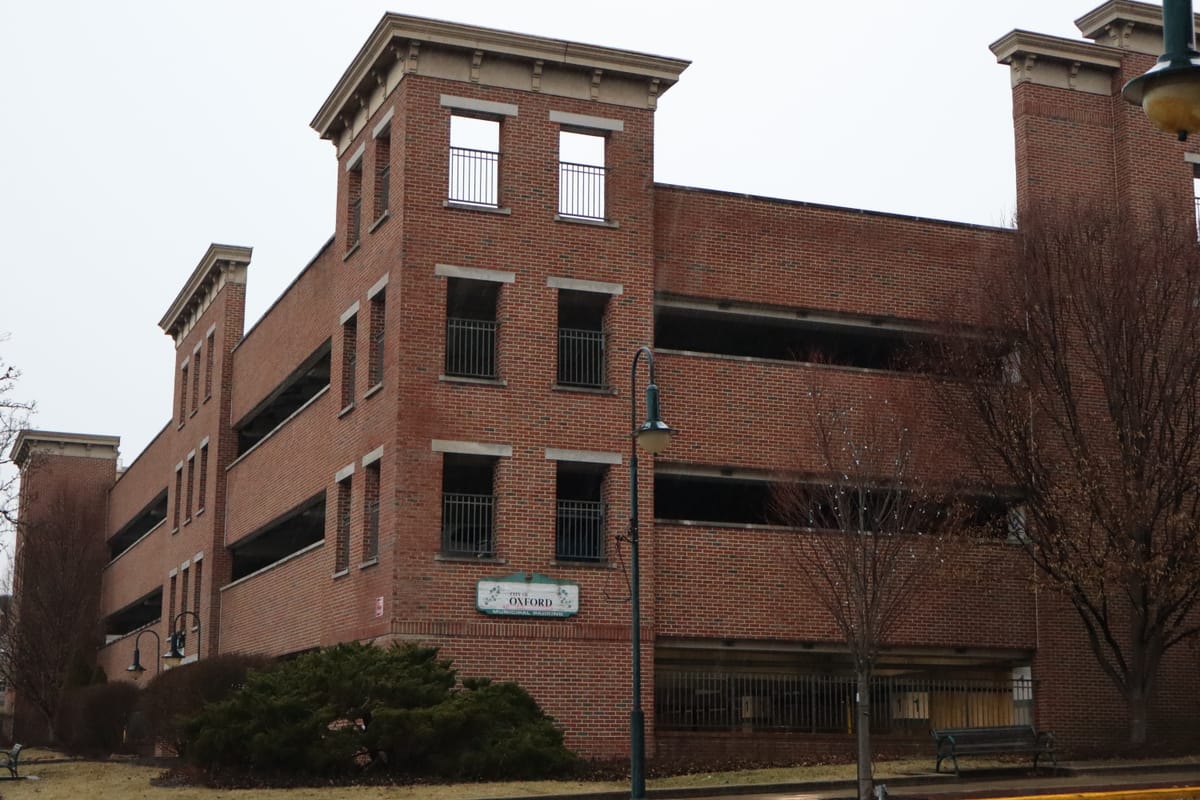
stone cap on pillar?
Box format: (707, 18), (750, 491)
(10, 430), (121, 468)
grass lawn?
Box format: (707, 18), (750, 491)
(0, 752), (1012, 800)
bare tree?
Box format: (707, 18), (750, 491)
(2, 486), (105, 741)
(773, 389), (968, 800)
(945, 204), (1200, 747)
(0, 351), (34, 531)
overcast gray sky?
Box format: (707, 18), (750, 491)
(1, 0), (1109, 468)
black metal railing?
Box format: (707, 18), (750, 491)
(449, 147), (499, 206)
(655, 672), (1035, 734)
(445, 318), (498, 378)
(557, 327), (605, 388)
(442, 493), (495, 556)
(556, 499), (605, 561)
(558, 161), (606, 219)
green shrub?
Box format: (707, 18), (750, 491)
(137, 652), (276, 754)
(181, 642), (579, 781)
(369, 679), (578, 780)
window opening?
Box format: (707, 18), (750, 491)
(204, 331), (215, 400)
(230, 494), (326, 580)
(173, 467), (183, 529)
(193, 559), (203, 619)
(449, 115), (499, 206)
(347, 162), (363, 250)
(179, 363), (189, 423)
(556, 462), (605, 561)
(441, 453), (496, 557)
(191, 349), (201, 412)
(557, 290), (607, 388)
(336, 475), (352, 573)
(445, 278), (499, 379)
(364, 460), (381, 560)
(180, 566), (190, 626)
(655, 306), (941, 374)
(1193, 162), (1200, 241)
(235, 341), (331, 455)
(168, 574), (177, 629)
(368, 293), (385, 388)
(185, 455), (195, 523)
(655, 473), (780, 525)
(558, 130), (606, 219)
(198, 444), (208, 513)
(108, 489), (168, 560)
(374, 128), (391, 221)
(342, 315), (358, 409)
(103, 588), (162, 641)
(655, 646), (1035, 735)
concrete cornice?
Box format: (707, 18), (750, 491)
(990, 30), (1124, 69)
(12, 430), (120, 468)
(1074, 0), (1200, 55)
(159, 243), (252, 345)
(311, 13), (690, 141)
(1076, 0), (1163, 39)
(991, 31), (1123, 94)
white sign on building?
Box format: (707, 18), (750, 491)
(476, 573), (579, 618)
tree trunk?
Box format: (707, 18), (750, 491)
(856, 667), (873, 800)
(1127, 686), (1149, 748)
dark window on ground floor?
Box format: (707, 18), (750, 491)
(655, 646), (1033, 735)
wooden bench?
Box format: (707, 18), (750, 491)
(0, 744), (23, 779)
(932, 725), (1055, 776)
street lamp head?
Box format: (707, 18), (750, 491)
(163, 632), (185, 667)
(126, 646), (145, 676)
(1123, 61), (1200, 141)
(636, 382), (674, 454)
(1122, 0), (1200, 141)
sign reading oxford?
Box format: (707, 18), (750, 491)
(476, 573), (579, 618)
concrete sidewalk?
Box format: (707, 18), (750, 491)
(651, 762), (1200, 800)
(504, 762), (1200, 800)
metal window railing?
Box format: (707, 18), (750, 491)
(445, 318), (498, 378)
(449, 147), (499, 207)
(558, 161), (606, 219)
(556, 499), (605, 561)
(442, 492), (494, 556)
(655, 671), (1035, 734)
(557, 327), (605, 388)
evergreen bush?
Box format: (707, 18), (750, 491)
(181, 642), (579, 780)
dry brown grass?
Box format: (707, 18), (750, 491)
(0, 751), (1021, 800)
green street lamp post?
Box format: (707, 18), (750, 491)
(1122, 0), (1200, 139)
(162, 610), (202, 669)
(628, 346), (674, 800)
(126, 628), (162, 678)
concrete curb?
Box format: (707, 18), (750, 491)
(481, 763), (1200, 800)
